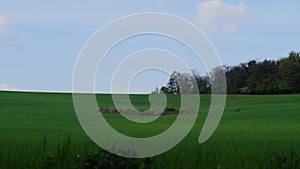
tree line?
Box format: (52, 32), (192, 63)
(153, 51), (300, 94)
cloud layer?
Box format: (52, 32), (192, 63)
(193, 0), (249, 33)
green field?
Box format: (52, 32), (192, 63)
(0, 91), (300, 168)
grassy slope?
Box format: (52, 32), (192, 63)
(0, 91), (300, 168)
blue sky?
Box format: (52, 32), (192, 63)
(1, 0), (300, 93)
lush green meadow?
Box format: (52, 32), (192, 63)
(0, 91), (300, 168)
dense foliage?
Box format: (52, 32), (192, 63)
(158, 51), (300, 94)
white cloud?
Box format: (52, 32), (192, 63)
(0, 14), (23, 41)
(221, 22), (237, 33)
(0, 14), (10, 37)
(0, 84), (20, 91)
(193, 0), (249, 33)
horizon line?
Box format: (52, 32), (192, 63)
(0, 89), (151, 95)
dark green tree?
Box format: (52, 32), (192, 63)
(279, 51), (300, 93)
(246, 60), (279, 94)
(226, 64), (248, 94)
(161, 73), (181, 94)
(192, 70), (211, 94)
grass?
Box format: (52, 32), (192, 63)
(0, 91), (300, 168)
